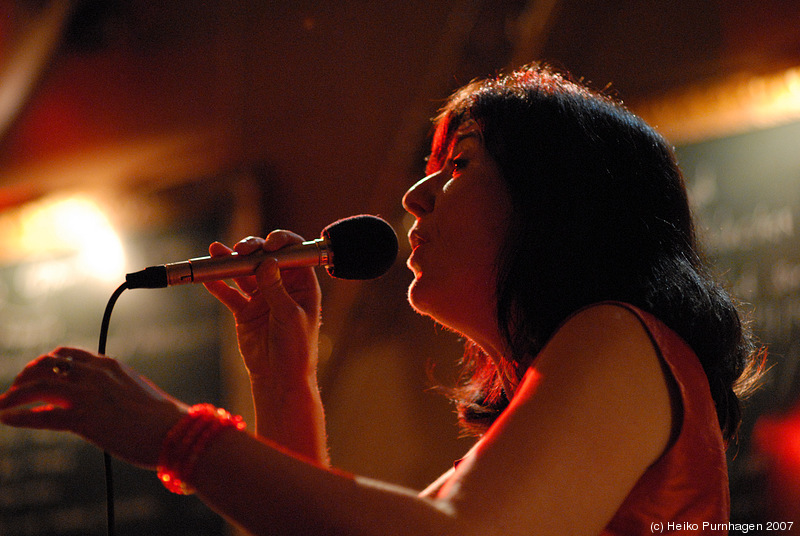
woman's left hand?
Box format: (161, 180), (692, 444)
(0, 347), (188, 470)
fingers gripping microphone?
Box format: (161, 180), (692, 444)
(125, 215), (398, 289)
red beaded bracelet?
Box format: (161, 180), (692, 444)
(157, 403), (246, 494)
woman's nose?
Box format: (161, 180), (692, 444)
(402, 172), (439, 217)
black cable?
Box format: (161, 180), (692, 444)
(98, 281), (129, 536)
(99, 282), (128, 355)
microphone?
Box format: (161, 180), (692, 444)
(125, 215), (398, 289)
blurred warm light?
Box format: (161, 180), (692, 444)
(754, 407), (800, 522)
(0, 193), (125, 284)
(636, 66), (800, 144)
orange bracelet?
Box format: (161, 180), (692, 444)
(157, 404), (246, 494)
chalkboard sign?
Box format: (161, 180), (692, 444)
(676, 119), (800, 523)
(0, 228), (226, 535)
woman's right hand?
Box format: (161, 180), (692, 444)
(202, 231), (322, 391)
(203, 230), (328, 463)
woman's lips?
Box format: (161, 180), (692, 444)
(407, 229), (428, 271)
(408, 229), (427, 250)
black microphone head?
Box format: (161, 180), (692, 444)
(322, 215), (398, 280)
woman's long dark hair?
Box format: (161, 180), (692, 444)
(432, 64), (764, 443)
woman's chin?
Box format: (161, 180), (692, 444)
(406, 278), (433, 316)
(407, 279), (450, 325)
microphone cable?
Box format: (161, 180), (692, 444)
(97, 280), (129, 536)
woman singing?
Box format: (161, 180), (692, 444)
(1, 64), (763, 535)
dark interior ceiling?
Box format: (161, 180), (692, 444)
(2, 0), (800, 228)
(541, 0), (800, 100)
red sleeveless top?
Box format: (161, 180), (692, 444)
(601, 303), (729, 535)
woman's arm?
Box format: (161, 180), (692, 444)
(161, 303), (677, 536)
(0, 305), (675, 536)
(188, 426), (459, 536)
(167, 303), (677, 536)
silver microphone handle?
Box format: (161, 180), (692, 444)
(164, 238), (330, 285)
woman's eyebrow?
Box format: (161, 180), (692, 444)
(449, 132), (480, 153)
(454, 131), (479, 143)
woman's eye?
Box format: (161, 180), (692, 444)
(451, 158), (468, 171)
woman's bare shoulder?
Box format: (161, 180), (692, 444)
(436, 302), (676, 534)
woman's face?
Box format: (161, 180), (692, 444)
(402, 121), (512, 355)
